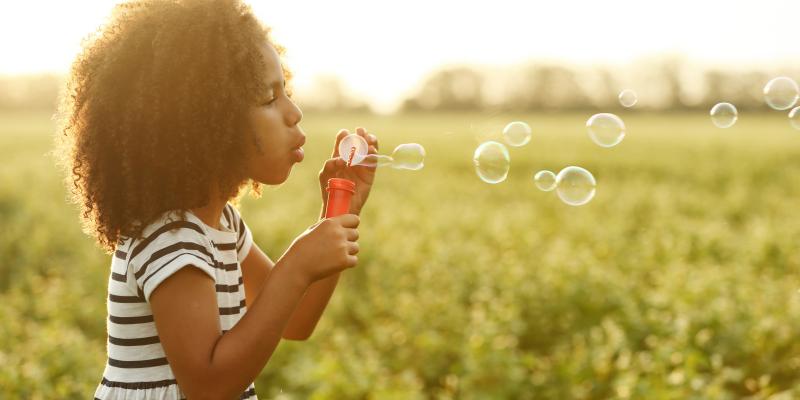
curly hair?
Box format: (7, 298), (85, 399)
(53, 0), (290, 253)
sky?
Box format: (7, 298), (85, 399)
(1, 0), (798, 112)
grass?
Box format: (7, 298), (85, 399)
(1, 109), (800, 399)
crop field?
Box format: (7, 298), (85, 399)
(1, 110), (800, 399)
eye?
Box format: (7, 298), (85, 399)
(261, 91), (277, 106)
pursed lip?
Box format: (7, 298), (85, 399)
(291, 135), (306, 150)
(290, 134), (306, 162)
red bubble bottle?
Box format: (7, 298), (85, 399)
(325, 178), (355, 218)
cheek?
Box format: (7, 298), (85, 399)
(251, 109), (287, 149)
(245, 109), (293, 183)
(245, 139), (291, 185)
(248, 144), (284, 170)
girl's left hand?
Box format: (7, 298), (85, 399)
(318, 127), (379, 216)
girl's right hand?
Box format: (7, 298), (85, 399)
(279, 214), (360, 286)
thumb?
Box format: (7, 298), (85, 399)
(331, 129), (350, 158)
(320, 157), (346, 177)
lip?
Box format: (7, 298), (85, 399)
(289, 134), (306, 163)
(294, 135), (306, 149)
(291, 147), (304, 162)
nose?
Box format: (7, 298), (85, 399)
(284, 98), (303, 127)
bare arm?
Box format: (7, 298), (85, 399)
(241, 244), (271, 310)
(281, 272), (341, 340)
(241, 223), (345, 341)
(150, 259), (306, 399)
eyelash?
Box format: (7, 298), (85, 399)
(262, 85), (292, 106)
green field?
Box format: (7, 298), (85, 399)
(2, 110), (800, 399)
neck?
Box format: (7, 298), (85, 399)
(191, 195), (228, 231)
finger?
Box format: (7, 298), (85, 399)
(332, 129), (350, 157)
(346, 228), (359, 241)
(356, 129), (377, 145)
(348, 242), (360, 255)
(333, 213), (360, 228)
(368, 145), (377, 154)
(345, 255), (358, 268)
(320, 157), (345, 175)
(320, 158), (337, 174)
(368, 133), (379, 151)
(355, 127), (375, 146)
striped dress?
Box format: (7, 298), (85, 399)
(94, 203), (257, 399)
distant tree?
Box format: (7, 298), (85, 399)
(659, 57), (687, 110)
(351, 59), (799, 113)
(510, 64), (591, 111)
(0, 74), (64, 111)
(401, 67), (485, 112)
(293, 75), (371, 113)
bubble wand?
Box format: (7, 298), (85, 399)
(328, 132), (427, 216)
(347, 146), (356, 168)
(338, 133), (424, 170)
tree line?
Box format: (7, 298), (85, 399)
(1, 56), (797, 113)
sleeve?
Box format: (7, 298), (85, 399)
(129, 223), (217, 303)
(228, 204), (254, 264)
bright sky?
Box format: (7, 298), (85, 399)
(1, 0), (798, 112)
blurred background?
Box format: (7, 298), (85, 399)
(2, 0), (800, 398)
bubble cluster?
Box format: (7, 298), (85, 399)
(586, 113), (626, 148)
(473, 141), (510, 184)
(710, 102), (738, 129)
(472, 121), (597, 206)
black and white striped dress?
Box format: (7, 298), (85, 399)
(94, 203), (257, 399)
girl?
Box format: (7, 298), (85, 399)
(54, 0), (379, 398)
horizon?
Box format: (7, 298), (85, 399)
(1, 0), (798, 112)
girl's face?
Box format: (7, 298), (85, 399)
(245, 44), (305, 185)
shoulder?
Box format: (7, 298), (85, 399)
(126, 209), (218, 302)
(127, 209), (214, 265)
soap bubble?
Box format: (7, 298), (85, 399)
(618, 89), (638, 108)
(391, 143), (426, 170)
(710, 102), (738, 128)
(556, 166), (596, 206)
(789, 106), (800, 131)
(360, 154), (395, 168)
(533, 170), (556, 191)
(764, 77), (800, 111)
(338, 134), (369, 166)
(502, 121), (532, 147)
(473, 141), (510, 184)
(586, 113), (626, 148)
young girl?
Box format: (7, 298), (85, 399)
(55, 0), (379, 398)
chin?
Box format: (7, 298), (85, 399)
(256, 170), (292, 185)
